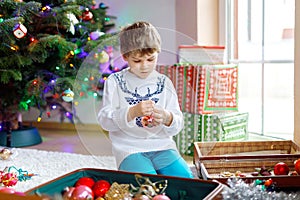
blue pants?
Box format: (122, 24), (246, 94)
(119, 149), (194, 178)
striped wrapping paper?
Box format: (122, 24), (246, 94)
(174, 112), (249, 156)
(157, 64), (239, 114)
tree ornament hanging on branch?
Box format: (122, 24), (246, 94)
(62, 88), (74, 102)
(98, 50), (110, 64)
(13, 22), (27, 39)
(82, 8), (93, 21)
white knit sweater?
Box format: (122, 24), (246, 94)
(98, 68), (184, 167)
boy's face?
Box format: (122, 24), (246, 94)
(124, 52), (158, 79)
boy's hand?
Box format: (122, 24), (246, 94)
(127, 100), (154, 121)
(152, 106), (173, 127)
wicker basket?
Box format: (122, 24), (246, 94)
(193, 140), (300, 189)
(194, 140), (300, 159)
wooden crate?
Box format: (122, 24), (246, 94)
(193, 140), (300, 189)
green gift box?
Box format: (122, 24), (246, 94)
(174, 112), (249, 156)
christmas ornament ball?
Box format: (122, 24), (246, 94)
(90, 30), (105, 40)
(0, 187), (26, 196)
(62, 88), (74, 102)
(0, 148), (12, 160)
(75, 177), (95, 189)
(71, 185), (94, 200)
(92, 180), (111, 198)
(98, 51), (110, 63)
(82, 8), (93, 21)
(294, 159), (300, 174)
(273, 162), (289, 175)
(152, 194), (171, 200)
(0, 187), (16, 194)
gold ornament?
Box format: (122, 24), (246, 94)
(104, 182), (131, 200)
(0, 148), (12, 160)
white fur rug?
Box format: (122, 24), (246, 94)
(0, 148), (117, 193)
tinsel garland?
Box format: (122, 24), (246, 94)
(222, 178), (300, 200)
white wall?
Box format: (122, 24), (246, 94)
(99, 0), (179, 65)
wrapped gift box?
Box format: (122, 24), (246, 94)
(174, 112), (248, 156)
(193, 140), (300, 189)
(157, 64), (238, 114)
(26, 168), (223, 200)
(178, 45), (226, 64)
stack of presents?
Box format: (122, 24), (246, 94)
(157, 45), (249, 156)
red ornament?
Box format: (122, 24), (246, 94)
(92, 180), (111, 198)
(82, 8), (93, 21)
(274, 162), (290, 175)
(1, 172), (18, 187)
(75, 177), (95, 189)
(142, 115), (154, 127)
(294, 159), (300, 175)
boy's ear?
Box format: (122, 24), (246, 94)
(122, 55), (128, 61)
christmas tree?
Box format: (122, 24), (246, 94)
(0, 0), (120, 130)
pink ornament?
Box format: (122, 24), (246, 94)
(63, 185), (94, 200)
(152, 194), (171, 200)
(90, 30), (104, 40)
(0, 186), (17, 194)
(1, 172), (18, 187)
(0, 187), (25, 196)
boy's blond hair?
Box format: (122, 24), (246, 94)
(119, 21), (161, 57)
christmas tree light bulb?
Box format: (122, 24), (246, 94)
(10, 46), (17, 51)
(30, 37), (36, 42)
(37, 117), (42, 122)
(74, 49), (81, 55)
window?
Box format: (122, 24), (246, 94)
(226, 0), (295, 139)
